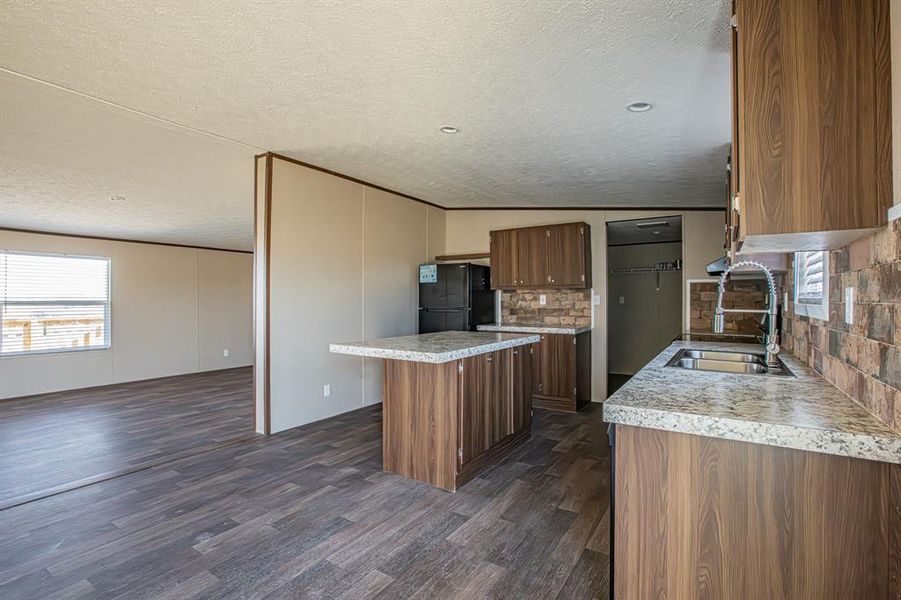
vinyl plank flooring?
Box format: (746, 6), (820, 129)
(0, 402), (610, 599)
(0, 367), (254, 506)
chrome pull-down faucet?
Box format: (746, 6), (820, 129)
(713, 260), (781, 368)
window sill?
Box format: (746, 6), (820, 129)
(0, 346), (112, 359)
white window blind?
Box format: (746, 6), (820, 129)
(793, 251), (829, 320)
(0, 251), (111, 356)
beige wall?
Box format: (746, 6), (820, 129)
(444, 209), (726, 400)
(259, 156), (443, 433)
(0, 229), (253, 399)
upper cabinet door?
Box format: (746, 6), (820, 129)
(547, 223), (590, 287)
(489, 229), (518, 289)
(516, 227), (548, 287)
(735, 0), (891, 252)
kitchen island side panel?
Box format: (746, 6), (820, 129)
(382, 359), (459, 491)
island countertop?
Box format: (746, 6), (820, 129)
(329, 331), (540, 364)
(603, 340), (901, 464)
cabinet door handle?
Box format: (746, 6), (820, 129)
(486, 355), (493, 362)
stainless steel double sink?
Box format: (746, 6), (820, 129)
(666, 348), (794, 377)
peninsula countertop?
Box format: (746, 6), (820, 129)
(603, 340), (901, 464)
(329, 331), (540, 364)
(477, 324), (592, 335)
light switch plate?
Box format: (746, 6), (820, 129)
(619, 296), (625, 305)
(592, 293), (601, 306)
(844, 287), (854, 324)
(223, 349), (229, 357)
(323, 384), (331, 398)
(539, 294), (547, 306)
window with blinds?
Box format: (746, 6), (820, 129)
(0, 251), (111, 356)
(793, 251), (829, 320)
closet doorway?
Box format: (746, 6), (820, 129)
(606, 216), (683, 397)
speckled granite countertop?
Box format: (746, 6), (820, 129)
(330, 331), (540, 364)
(603, 341), (901, 464)
(477, 324), (592, 335)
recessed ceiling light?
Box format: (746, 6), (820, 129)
(626, 102), (654, 113)
(109, 195), (125, 202)
(439, 126), (459, 134)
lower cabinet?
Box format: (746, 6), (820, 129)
(459, 347), (532, 478)
(532, 332), (591, 412)
(612, 425), (901, 599)
(381, 346), (533, 492)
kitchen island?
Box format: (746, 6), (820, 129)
(330, 331), (539, 491)
(604, 340), (900, 599)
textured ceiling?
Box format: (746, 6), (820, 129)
(1, 0), (731, 248)
(0, 73), (256, 250)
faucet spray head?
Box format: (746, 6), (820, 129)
(713, 312), (725, 334)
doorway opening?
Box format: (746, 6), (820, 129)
(606, 216), (683, 397)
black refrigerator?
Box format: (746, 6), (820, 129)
(418, 263), (495, 333)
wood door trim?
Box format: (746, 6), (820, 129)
(263, 152), (445, 210)
(262, 154), (273, 435)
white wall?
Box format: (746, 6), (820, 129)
(444, 209), (725, 400)
(0, 229), (253, 399)
(258, 156), (445, 434)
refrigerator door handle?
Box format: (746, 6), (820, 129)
(420, 308), (465, 313)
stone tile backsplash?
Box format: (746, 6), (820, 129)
(501, 289), (592, 327)
(689, 280), (768, 336)
(783, 219), (901, 433)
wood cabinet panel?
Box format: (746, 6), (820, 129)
(460, 354), (490, 465)
(486, 350), (511, 447)
(489, 228), (518, 289)
(511, 345), (532, 433)
(516, 227), (547, 287)
(547, 223), (591, 287)
(613, 425), (896, 599)
(532, 332), (590, 412)
(735, 0), (891, 251)
(382, 360), (459, 491)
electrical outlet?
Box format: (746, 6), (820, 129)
(844, 287), (854, 324)
(592, 293), (601, 306)
(619, 296), (625, 305)
(223, 349), (229, 357)
(539, 294), (547, 305)
(323, 384), (331, 398)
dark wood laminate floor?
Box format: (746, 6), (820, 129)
(0, 403), (611, 599)
(0, 368), (254, 506)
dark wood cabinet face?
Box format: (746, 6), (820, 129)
(516, 227), (548, 287)
(547, 223), (589, 287)
(460, 355), (489, 465)
(511, 346), (532, 433)
(736, 0), (891, 246)
(460, 350), (513, 466)
(533, 334), (576, 399)
(488, 222), (590, 289)
(489, 229), (518, 289)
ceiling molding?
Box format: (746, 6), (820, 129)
(0, 227), (252, 254)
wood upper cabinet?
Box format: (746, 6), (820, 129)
(548, 222), (590, 286)
(489, 222), (591, 289)
(489, 228), (518, 289)
(733, 0), (892, 253)
(515, 227), (548, 287)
